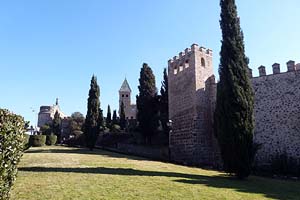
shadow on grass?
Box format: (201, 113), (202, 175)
(25, 147), (148, 161)
(19, 166), (299, 200)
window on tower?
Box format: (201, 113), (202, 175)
(126, 94), (129, 97)
(201, 58), (206, 67)
(122, 94), (124, 97)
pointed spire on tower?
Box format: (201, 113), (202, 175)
(119, 78), (131, 92)
(56, 98), (59, 106)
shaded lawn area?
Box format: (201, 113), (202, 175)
(12, 146), (300, 200)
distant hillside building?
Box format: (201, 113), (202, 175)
(37, 98), (68, 128)
(119, 79), (137, 120)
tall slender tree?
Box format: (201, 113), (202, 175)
(52, 111), (61, 142)
(106, 105), (112, 128)
(119, 101), (126, 130)
(85, 75), (101, 150)
(214, 0), (254, 179)
(98, 108), (104, 132)
(159, 68), (169, 137)
(112, 110), (118, 125)
(136, 63), (159, 144)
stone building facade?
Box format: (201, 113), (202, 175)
(119, 79), (137, 120)
(37, 98), (68, 128)
(168, 44), (300, 167)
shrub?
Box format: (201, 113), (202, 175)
(46, 135), (57, 146)
(271, 153), (300, 177)
(110, 124), (121, 133)
(23, 134), (31, 150)
(30, 135), (46, 147)
(64, 131), (85, 147)
(0, 109), (26, 200)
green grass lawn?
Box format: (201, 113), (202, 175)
(11, 146), (299, 200)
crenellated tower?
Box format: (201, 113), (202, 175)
(168, 44), (220, 166)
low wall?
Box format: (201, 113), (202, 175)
(98, 143), (169, 161)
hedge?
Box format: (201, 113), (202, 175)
(46, 135), (57, 146)
(30, 135), (46, 147)
(0, 109), (26, 200)
(23, 134), (31, 150)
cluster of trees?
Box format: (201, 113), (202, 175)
(105, 104), (126, 131)
(39, 111), (62, 143)
(136, 64), (169, 144)
(81, 0), (255, 179)
(83, 64), (169, 149)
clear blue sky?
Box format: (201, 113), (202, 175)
(0, 0), (299, 126)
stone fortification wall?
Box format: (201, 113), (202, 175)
(168, 44), (219, 166)
(168, 43), (300, 168)
(252, 62), (300, 165)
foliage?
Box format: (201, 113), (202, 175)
(106, 105), (112, 128)
(136, 63), (159, 144)
(214, 0), (255, 179)
(110, 124), (121, 133)
(40, 124), (52, 135)
(69, 112), (85, 135)
(85, 75), (101, 150)
(119, 102), (126, 130)
(52, 111), (61, 142)
(0, 109), (25, 200)
(65, 131), (85, 147)
(112, 110), (118, 125)
(23, 134), (31, 150)
(98, 109), (105, 132)
(30, 135), (46, 147)
(159, 68), (169, 137)
(46, 135), (57, 146)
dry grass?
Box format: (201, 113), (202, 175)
(11, 146), (300, 200)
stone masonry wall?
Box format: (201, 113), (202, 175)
(168, 44), (219, 166)
(252, 69), (300, 165)
(168, 44), (300, 167)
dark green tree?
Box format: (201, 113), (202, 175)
(85, 75), (101, 150)
(98, 108), (104, 132)
(52, 111), (61, 142)
(159, 68), (169, 137)
(119, 101), (126, 130)
(214, 0), (255, 179)
(69, 112), (85, 135)
(136, 63), (159, 144)
(112, 110), (118, 125)
(40, 124), (52, 135)
(106, 105), (112, 128)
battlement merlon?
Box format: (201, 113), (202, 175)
(168, 44), (213, 64)
(254, 60), (300, 77)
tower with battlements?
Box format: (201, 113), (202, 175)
(168, 44), (220, 166)
(168, 43), (300, 168)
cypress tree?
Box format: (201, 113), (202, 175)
(98, 108), (104, 132)
(52, 111), (61, 142)
(159, 68), (169, 137)
(112, 110), (118, 125)
(136, 63), (159, 144)
(119, 101), (126, 130)
(106, 105), (112, 128)
(214, 0), (254, 179)
(85, 75), (101, 150)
